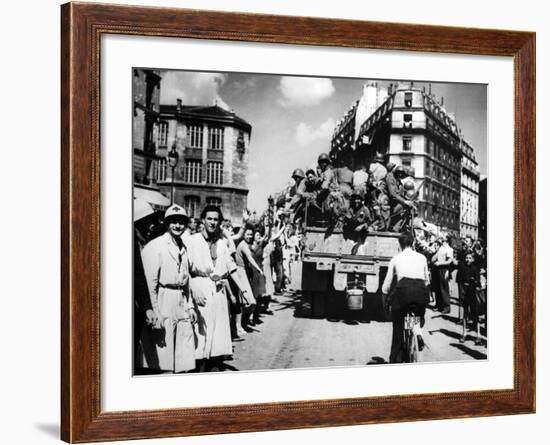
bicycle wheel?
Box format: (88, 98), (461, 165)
(410, 330), (418, 363)
(403, 328), (412, 363)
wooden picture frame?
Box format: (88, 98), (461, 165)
(61, 2), (535, 442)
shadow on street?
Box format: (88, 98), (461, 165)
(449, 343), (487, 360)
(367, 356), (388, 365)
(279, 290), (392, 324)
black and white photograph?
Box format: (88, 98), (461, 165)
(133, 68), (488, 375)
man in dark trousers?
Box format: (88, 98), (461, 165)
(457, 251), (483, 345)
(431, 234), (454, 314)
(133, 199), (161, 373)
(382, 233), (430, 363)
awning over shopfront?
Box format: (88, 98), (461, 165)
(133, 186), (170, 210)
(134, 197), (154, 222)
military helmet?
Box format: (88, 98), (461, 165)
(291, 168), (305, 179)
(374, 152), (386, 163)
(394, 165), (407, 176)
(317, 153), (330, 164)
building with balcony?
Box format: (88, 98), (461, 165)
(155, 100), (252, 225)
(460, 138), (480, 239)
(331, 81), (463, 235)
(132, 69), (170, 210)
(478, 176), (487, 243)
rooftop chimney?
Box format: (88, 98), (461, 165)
(176, 98), (182, 112)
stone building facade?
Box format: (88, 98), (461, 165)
(331, 82), (463, 235)
(460, 138), (480, 239)
(133, 69), (162, 187)
(155, 101), (252, 225)
(132, 69), (172, 211)
(478, 177), (487, 243)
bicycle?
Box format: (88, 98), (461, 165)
(403, 311), (422, 363)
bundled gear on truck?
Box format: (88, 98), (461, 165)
(274, 150), (428, 238)
(386, 165), (417, 233)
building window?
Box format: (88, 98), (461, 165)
(156, 158), (167, 182)
(208, 127), (224, 150)
(402, 157), (411, 168)
(237, 130), (246, 158)
(206, 197), (222, 207)
(402, 136), (412, 151)
(158, 121), (169, 147)
(404, 92), (413, 108)
(403, 113), (413, 128)
(184, 196), (200, 218)
(187, 125), (203, 148)
(206, 161), (223, 185)
(182, 160), (202, 184)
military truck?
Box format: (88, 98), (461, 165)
(300, 204), (401, 319)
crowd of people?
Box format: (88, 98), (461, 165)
(381, 232), (487, 363)
(134, 200), (303, 374)
(276, 151), (420, 237)
(417, 233), (488, 345)
(277, 151), (487, 346)
(133, 150), (488, 370)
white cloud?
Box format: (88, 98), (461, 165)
(295, 118), (336, 147)
(159, 71), (230, 109)
(279, 76), (335, 107)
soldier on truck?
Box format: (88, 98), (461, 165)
(386, 164), (417, 232)
(343, 193), (373, 255)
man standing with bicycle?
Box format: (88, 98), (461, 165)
(382, 233), (431, 363)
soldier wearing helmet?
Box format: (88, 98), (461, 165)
(292, 168), (305, 181)
(316, 153), (337, 193)
(386, 163), (416, 232)
(343, 193), (373, 253)
(287, 168), (317, 223)
(369, 152), (388, 183)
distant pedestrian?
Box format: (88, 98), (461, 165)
(457, 252), (483, 345)
(235, 227), (262, 331)
(431, 234), (454, 314)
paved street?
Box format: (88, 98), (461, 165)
(224, 281), (487, 372)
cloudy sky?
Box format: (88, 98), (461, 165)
(159, 69), (487, 212)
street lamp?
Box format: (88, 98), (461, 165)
(167, 142), (179, 205)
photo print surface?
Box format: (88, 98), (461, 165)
(132, 68), (487, 375)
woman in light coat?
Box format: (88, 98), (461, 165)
(141, 205), (197, 373)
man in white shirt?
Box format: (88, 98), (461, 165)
(431, 234), (454, 313)
(382, 233), (430, 363)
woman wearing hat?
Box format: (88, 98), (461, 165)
(141, 204), (197, 373)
